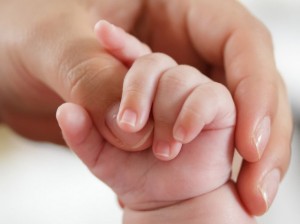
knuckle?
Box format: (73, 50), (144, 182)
(246, 17), (273, 46)
(67, 61), (103, 101)
(66, 60), (98, 96)
(124, 81), (148, 99)
(135, 52), (176, 67)
(160, 65), (201, 89)
(63, 56), (123, 103)
(182, 103), (202, 119)
(194, 81), (230, 109)
(195, 81), (219, 101)
(234, 75), (278, 99)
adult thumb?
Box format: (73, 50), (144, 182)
(60, 52), (153, 151)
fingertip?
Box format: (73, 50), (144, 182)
(56, 103), (105, 167)
(234, 77), (277, 163)
(237, 104), (291, 216)
(173, 126), (187, 143)
(257, 168), (281, 212)
(107, 103), (141, 133)
(173, 123), (205, 144)
(153, 140), (182, 161)
(56, 103), (91, 145)
(237, 161), (281, 216)
(94, 20), (105, 33)
(94, 20), (124, 50)
(105, 103), (153, 151)
(237, 164), (267, 216)
(94, 20), (109, 43)
(94, 19), (152, 67)
(117, 108), (139, 133)
(116, 106), (149, 134)
(94, 20), (114, 36)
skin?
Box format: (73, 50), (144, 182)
(56, 52), (251, 224)
(122, 182), (256, 224)
(94, 20), (234, 161)
(57, 102), (255, 223)
(55, 22), (256, 223)
(0, 0), (292, 216)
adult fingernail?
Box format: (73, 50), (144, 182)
(258, 169), (281, 211)
(253, 116), (271, 159)
(96, 20), (116, 31)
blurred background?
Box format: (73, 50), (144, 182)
(0, 0), (299, 223)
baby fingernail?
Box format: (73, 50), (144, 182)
(119, 109), (137, 128)
(253, 116), (271, 159)
(154, 141), (182, 161)
(154, 141), (171, 159)
(258, 169), (281, 211)
(174, 126), (186, 143)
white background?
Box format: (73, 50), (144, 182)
(0, 0), (299, 223)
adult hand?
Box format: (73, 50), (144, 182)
(0, 0), (152, 149)
(94, 0), (291, 215)
(0, 0), (292, 215)
(56, 101), (255, 223)
(94, 0), (292, 215)
(129, 0), (292, 215)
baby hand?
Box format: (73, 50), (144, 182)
(57, 21), (236, 211)
(95, 20), (236, 160)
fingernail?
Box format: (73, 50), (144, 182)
(174, 126), (186, 143)
(154, 141), (171, 159)
(106, 104), (119, 129)
(119, 109), (137, 128)
(96, 20), (115, 30)
(258, 169), (281, 210)
(106, 104), (152, 149)
(154, 141), (182, 161)
(106, 21), (118, 33)
(253, 116), (271, 159)
(131, 124), (153, 150)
